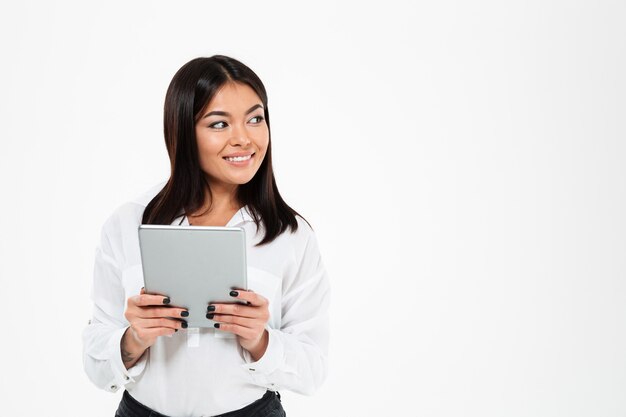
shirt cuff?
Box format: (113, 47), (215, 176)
(241, 327), (284, 376)
(106, 326), (148, 392)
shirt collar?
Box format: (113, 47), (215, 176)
(227, 205), (254, 227)
(173, 205), (254, 227)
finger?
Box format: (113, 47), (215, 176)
(209, 313), (257, 329)
(131, 293), (173, 307)
(213, 322), (257, 339)
(135, 317), (184, 330)
(133, 326), (177, 340)
(209, 302), (262, 319)
(139, 307), (189, 320)
(228, 290), (267, 307)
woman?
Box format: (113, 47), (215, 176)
(82, 55), (330, 417)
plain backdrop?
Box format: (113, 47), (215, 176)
(0, 1), (625, 416)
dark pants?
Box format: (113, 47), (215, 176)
(115, 390), (286, 417)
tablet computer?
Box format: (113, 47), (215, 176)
(138, 225), (247, 328)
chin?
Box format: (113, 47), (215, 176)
(229, 175), (256, 185)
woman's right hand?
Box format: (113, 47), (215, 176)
(121, 288), (188, 369)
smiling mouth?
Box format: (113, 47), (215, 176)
(223, 153), (254, 162)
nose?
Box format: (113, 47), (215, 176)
(229, 123), (251, 146)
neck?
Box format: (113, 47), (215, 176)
(191, 182), (240, 218)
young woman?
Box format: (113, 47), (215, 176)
(82, 55), (330, 417)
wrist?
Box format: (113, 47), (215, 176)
(245, 330), (269, 362)
(121, 327), (148, 368)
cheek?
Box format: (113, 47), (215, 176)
(256, 130), (270, 154)
(259, 141), (269, 155)
(196, 137), (221, 169)
(255, 143), (269, 165)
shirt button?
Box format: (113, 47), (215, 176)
(248, 368), (255, 372)
(110, 385), (117, 390)
(124, 375), (130, 381)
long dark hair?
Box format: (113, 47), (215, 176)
(142, 55), (303, 245)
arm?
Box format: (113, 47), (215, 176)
(82, 220), (185, 391)
(81, 220), (148, 392)
(209, 229), (330, 395)
(244, 231), (331, 395)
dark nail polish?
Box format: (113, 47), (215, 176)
(207, 305), (216, 312)
(163, 297), (170, 305)
(206, 313), (214, 320)
(214, 323), (220, 329)
(181, 321), (188, 329)
(229, 290), (239, 297)
(181, 310), (189, 317)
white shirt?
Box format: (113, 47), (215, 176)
(82, 184), (330, 416)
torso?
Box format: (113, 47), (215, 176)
(92, 184), (325, 416)
(188, 207), (240, 227)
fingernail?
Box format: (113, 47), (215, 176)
(206, 313), (214, 320)
(207, 305), (216, 312)
(229, 290), (239, 297)
(214, 323), (220, 329)
(163, 297), (170, 305)
(181, 310), (189, 317)
(181, 320), (188, 329)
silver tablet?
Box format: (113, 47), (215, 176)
(138, 225), (247, 328)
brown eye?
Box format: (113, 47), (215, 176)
(248, 116), (264, 124)
(210, 121), (227, 129)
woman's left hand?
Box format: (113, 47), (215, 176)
(208, 290), (269, 361)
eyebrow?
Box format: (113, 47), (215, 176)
(201, 104), (264, 119)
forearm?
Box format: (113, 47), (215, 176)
(121, 328), (148, 370)
(83, 318), (148, 392)
(244, 328), (328, 395)
(244, 330), (269, 362)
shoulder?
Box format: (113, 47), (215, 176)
(130, 180), (168, 207)
(273, 214), (320, 256)
(270, 214), (314, 242)
(280, 215), (328, 291)
(97, 181), (166, 265)
(101, 181), (166, 235)
(293, 215), (315, 240)
(294, 215), (322, 253)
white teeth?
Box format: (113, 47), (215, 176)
(225, 154), (252, 162)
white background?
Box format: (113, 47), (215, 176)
(0, 1), (624, 416)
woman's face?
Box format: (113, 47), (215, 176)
(195, 82), (269, 192)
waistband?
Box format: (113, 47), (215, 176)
(119, 389), (280, 417)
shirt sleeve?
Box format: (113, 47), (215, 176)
(241, 229), (331, 395)
(82, 219), (148, 393)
